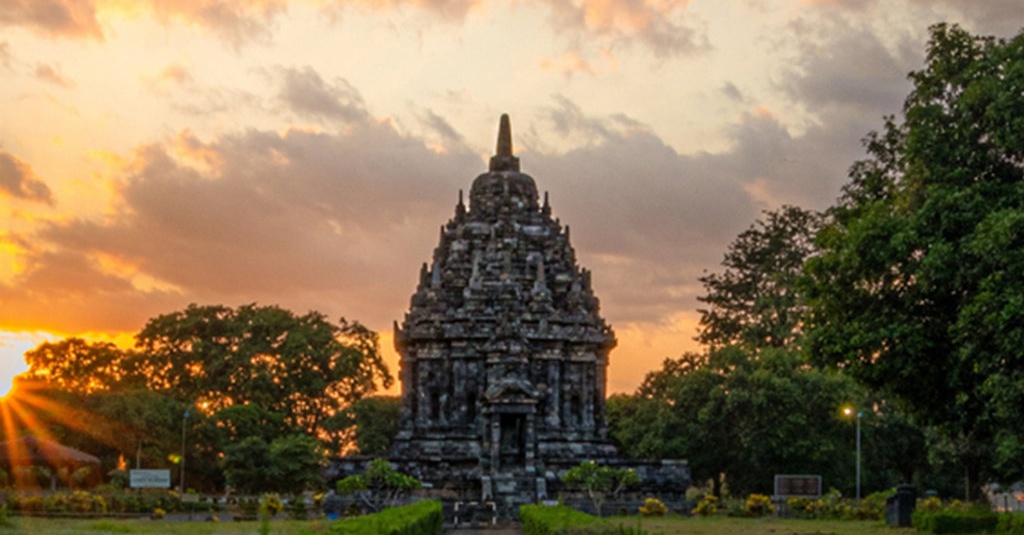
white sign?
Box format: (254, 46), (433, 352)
(130, 469), (172, 488)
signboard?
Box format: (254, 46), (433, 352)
(130, 469), (172, 489)
(774, 474), (822, 497)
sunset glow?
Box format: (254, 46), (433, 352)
(1, 1), (1021, 396)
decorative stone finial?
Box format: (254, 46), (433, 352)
(489, 114), (520, 172)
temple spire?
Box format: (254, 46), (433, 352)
(489, 113), (520, 172)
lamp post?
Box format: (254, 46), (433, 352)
(181, 409), (189, 492)
(843, 407), (862, 503)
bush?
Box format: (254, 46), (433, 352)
(638, 498), (666, 517)
(913, 510), (999, 534)
(287, 495), (308, 520)
(853, 488), (893, 521)
(997, 513), (1024, 535)
(745, 494), (774, 517)
(693, 495), (718, 517)
(331, 500), (442, 535)
(261, 494), (284, 516)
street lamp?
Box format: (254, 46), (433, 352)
(181, 409), (189, 492)
(843, 407), (862, 503)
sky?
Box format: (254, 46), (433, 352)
(0, 0), (1022, 396)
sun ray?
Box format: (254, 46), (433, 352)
(0, 380), (126, 488)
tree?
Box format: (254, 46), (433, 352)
(349, 396), (400, 456)
(221, 436), (274, 494)
(23, 338), (127, 393)
(221, 434), (322, 494)
(132, 303), (393, 451)
(336, 458), (420, 512)
(18, 303), (391, 491)
(805, 24), (1024, 491)
(697, 206), (822, 352)
(561, 460), (638, 516)
(612, 347), (860, 497)
(268, 433), (324, 494)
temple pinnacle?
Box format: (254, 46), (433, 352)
(489, 113), (520, 172)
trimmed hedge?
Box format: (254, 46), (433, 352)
(913, 510), (999, 534)
(997, 513), (1024, 535)
(330, 500), (442, 535)
(520, 504), (653, 535)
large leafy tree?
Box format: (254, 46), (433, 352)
(132, 303), (393, 449)
(611, 348), (859, 497)
(697, 206), (822, 352)
(805, 24), (1024, 491)
(17, 303), (393, 490)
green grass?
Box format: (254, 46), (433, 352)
(610, 515), (898, 535)
(0, 517), (334, 534)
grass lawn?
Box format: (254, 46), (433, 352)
(611, 515), (900, 535)
(0, 517), (335, 534)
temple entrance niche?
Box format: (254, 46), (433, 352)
(499, 413), (525, 465)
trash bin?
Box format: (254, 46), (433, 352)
(886, 485), (916, 527)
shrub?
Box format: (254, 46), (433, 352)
(853, 489), (893, 521)
(261, 494), (284, 516)
(520, 504), (654, 535)
(913, 509), (999, 534)
(785, 497), (813, 517)
(997, 513), (1024, 535)
(745, 494), (774, 517)
(287, 495), (308, 520)
(693, 495), (718, 517)
(638, 498), (666, 517)
(331, 500), (443, 535)
(920, 496), (944, 512)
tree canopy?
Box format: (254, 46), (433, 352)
(805, 23), (1024, 490)
(14, 303), (392, 491)
(697, 206), (822, 352)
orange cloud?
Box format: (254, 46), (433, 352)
(0, 151), (54, 205)
(539, 48), (620, 76)
(0, 0), (103, 40)
(540, 50), (595, 75)
(577, 0), (686, 35)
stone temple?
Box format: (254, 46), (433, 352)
(387, 115), (688, 514)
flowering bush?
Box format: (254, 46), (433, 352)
(261, 494), (284, 516)
(639, 497), (667, 516)
(745, 493), (774, 517)
(694, 495), (718, 516)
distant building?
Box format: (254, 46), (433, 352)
(387, 115), (688, 515)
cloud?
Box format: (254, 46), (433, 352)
(141, 0), (287, 47)
(917, 0), (1024, 36)
(539, 50), (600, 76)
(34, 62), (75, 88)
(781, 22), (917, 113)
(0, 150), (54, 204)
(1, 0), (286, 45)
(2, 115), (480, 334)
(0, 0), (103, 40)
(275, 66), (368, 124)
(418, 109), (466, 149)
(544, 0), (707, 58)
(526, 100), (763, 324)
(320, 0), (705, 58)
(0, 41), (10, 68)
